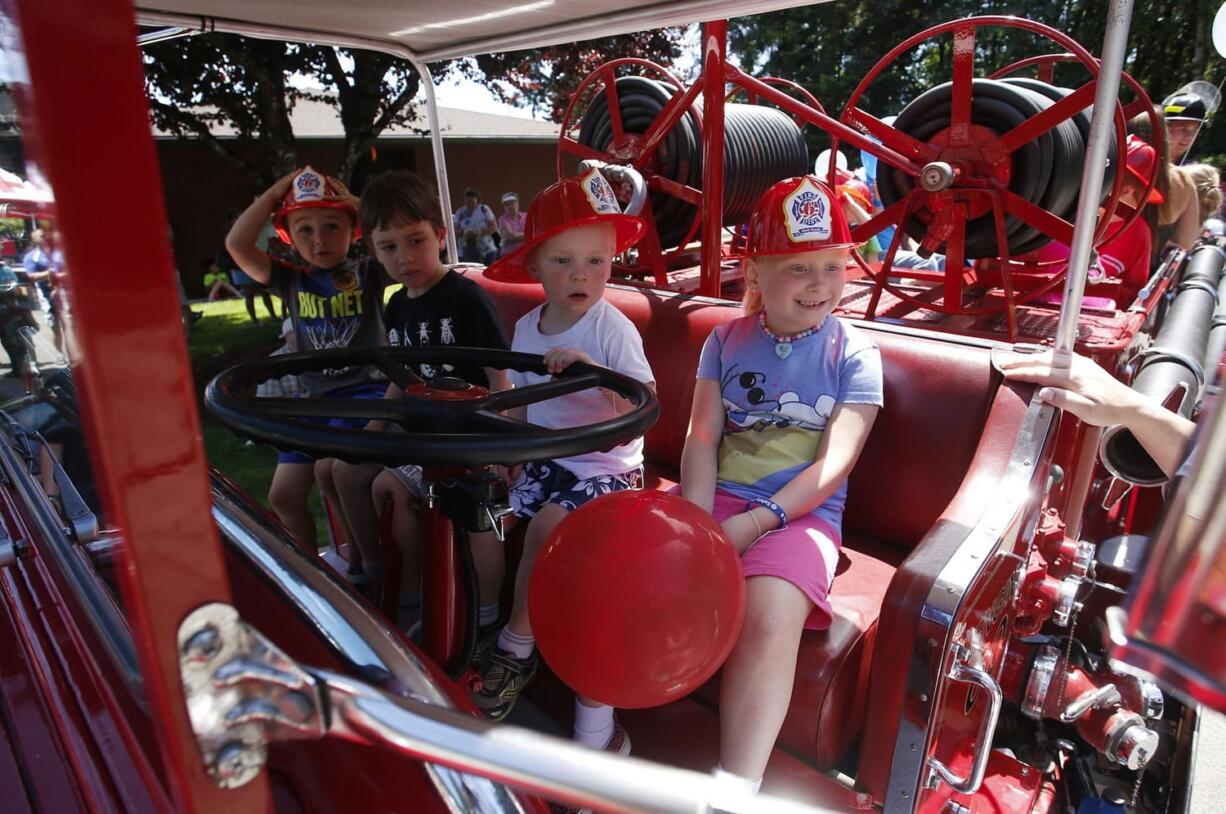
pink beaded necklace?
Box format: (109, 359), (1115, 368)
(757, 312), (824, 359)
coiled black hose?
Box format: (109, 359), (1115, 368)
(879, 77), (1117, 258)
(578, 75), (808, 248)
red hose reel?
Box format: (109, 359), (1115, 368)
(555, 16), (1159, 336)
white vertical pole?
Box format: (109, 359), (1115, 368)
(1054, 0), (1134, 353)
(411, 58), (458, 264)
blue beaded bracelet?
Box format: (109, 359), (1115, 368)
(746, 497), (788, 530)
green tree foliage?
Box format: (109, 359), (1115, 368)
(729, 0), (1223, 161)
(143, 34), (426, 186)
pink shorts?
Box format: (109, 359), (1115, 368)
(712, 489), (841, 631)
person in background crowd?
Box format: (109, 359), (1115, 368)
(21, 228), (55, 331)
(203, 259), (241, 300)
(1128, 107), (1199, 255)
(1183, 163), (1222, 224)
(453, 187), (498, 264)
(1162, 90), (1209, 165)
(497, 192), (526, 257)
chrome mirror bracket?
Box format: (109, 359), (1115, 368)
(178, 603), (327, 788)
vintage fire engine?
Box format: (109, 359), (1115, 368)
(0, 1), (1223, 813)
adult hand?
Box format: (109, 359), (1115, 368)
(542, 347), (594, 374)
(997, 348), (1144, 427)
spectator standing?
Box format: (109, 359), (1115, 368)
(453, 187), (497, 264)
(497, 192), (527, 257)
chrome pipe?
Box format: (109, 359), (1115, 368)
(320, 668), (840, 814)
(210, 481), (525, 814)
(1054, 0), (1134, 353)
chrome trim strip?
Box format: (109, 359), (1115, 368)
(0, 430), (144, 694)
(882, 396), (1057, 813)
(209, 477), (526, 814)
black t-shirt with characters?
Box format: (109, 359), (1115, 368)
(383, 270), (510, 386)
(269, 256), (387, 396)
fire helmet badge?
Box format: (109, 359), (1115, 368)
(783, 179), (832, 243)
(581, 169), (621, 215)
(293, 168), (326, 203)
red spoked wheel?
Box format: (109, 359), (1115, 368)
(833, 16), (1146, 335)
(988, 51), (1164, 232)
(557, 58), (705, 284)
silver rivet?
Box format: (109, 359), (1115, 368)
(213, 741), (250, 784)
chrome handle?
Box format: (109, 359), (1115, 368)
(926, 663), (1002, 796)
(577, 160), (648, 217)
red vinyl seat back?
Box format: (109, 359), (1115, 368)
(469, 272), (998, 555)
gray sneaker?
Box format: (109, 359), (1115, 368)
(472, 647), (538, 721)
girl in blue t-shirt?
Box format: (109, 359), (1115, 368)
(679, 176), (884, 790)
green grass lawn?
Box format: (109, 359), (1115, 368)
(188, 296), (283, 368)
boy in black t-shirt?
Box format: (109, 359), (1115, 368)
(226, 167), (387, 550)
(329, 171), (510, 620)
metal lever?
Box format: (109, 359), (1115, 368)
(577, 160), (648, 217)
(926, 662), (1003, 795)
(1060, 683), (1122, 722)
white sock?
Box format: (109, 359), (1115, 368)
(479, 603), (500, 626)
(573, 700), (615, 749)
(496, 627), (535, 660)
(714, 767), (762, 794)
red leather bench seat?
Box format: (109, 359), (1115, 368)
(469, 272), (1002, 769)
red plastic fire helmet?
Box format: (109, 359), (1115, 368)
(484, 168), (645, 283)
(1123, 135), (1165, 205)
(272, 167), (361, 244)
(745, 175), (855, 257)
(529, 490), (745, 709)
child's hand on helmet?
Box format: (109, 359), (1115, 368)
(261, 170), (298, 206)
(543, 347), (594, 374)
(325, 176), (360, 212)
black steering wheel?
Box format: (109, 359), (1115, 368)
(204, 346), (659, 468)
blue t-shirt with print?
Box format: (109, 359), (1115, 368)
(696, 314), (884, 529)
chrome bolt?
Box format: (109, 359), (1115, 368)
(919, 161), (956, 192)
(183, 625), (222, 662)
(212, 740), (254, 787)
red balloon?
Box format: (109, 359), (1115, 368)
(529, 490), (745, 708)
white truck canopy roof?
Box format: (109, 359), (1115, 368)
(136, 0), (827, 62)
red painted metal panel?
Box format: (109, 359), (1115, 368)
(698, 20), (727, 298)
(4, 0), (271, 810)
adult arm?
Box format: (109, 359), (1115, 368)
(998, 349), (1195, 479)
(226, 171), (296, 285)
